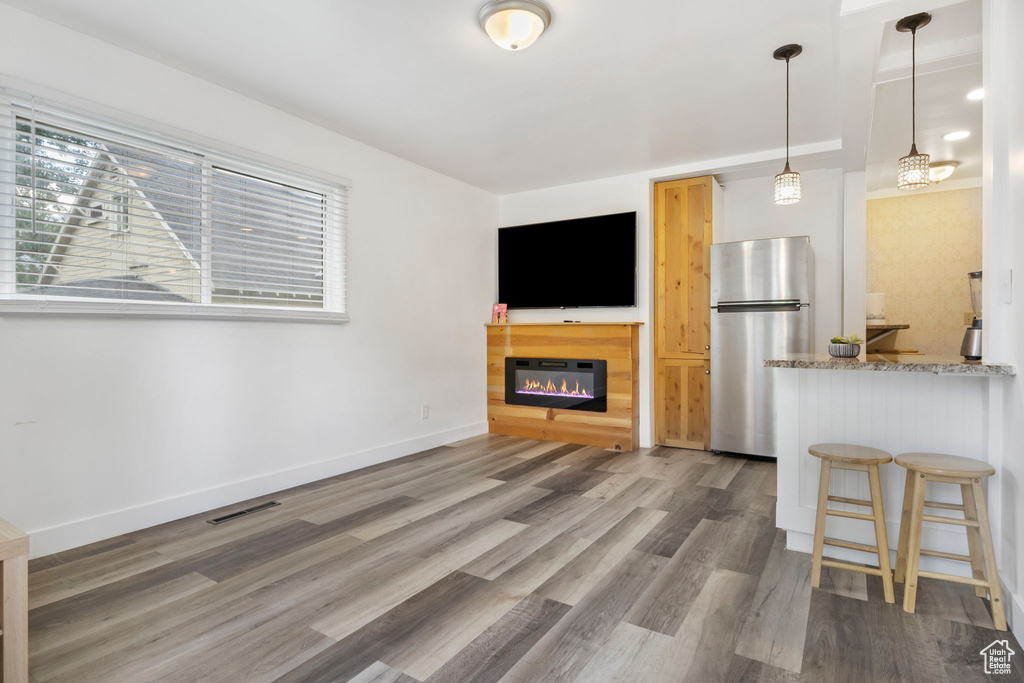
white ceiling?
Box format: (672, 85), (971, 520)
(865, 1), (982, 193)
(876, 0), (981, 72)
(0, 0), (843, 194)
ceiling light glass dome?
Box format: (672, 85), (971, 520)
(479, 0), (552, 51)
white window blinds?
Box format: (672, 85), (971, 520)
(0, 87), (348, 320)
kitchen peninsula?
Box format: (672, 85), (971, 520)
(766, 352), (1016, 603)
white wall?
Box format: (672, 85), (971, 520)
(498, 164), (846, 447)
(984, 0), (1024, 630)
(720, 168), (846, 351)
(0, 5), (498, 557)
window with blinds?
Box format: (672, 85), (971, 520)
(0, 87), (348, 320)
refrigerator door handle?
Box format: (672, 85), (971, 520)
(715, 300), (805, 313)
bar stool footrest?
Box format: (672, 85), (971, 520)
(821, 559), (885, 577)
(921, 514), (979, 527)
(924, 500), (965, 511)
(916, 569), (989, 588)
(826, 508), (876, 521)
(919, 548), (973, 563)
(827, 495), (874, 508)
(823, 537), (879, 554)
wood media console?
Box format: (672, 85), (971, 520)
(486, 322), (641, 450)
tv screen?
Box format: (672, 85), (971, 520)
(498, 212), (637, 309)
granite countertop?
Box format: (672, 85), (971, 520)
(765, 353), (1015, 376)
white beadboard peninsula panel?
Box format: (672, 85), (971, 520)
(775, 367), (995, 576)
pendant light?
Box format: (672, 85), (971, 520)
(773, 44), (802, 205)
(896, 13), (931, 190)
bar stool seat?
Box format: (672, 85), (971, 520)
(894, 452), (1006, 631)
(809, 443), (893, 465)
(809, 443), (896, 604)
(895, 453), (995, 477)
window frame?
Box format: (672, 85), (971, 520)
(110, 193), (131, 234)
(0, 86), (350, 323)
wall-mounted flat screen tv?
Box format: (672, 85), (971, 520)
(497, 211), (637, 309)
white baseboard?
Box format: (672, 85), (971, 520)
(1010, 585), (1023, 633)
(28, 421), (489, 559)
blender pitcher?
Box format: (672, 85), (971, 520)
(961, 271), (982, 360)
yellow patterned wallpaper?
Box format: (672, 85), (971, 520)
(866, 188), (982, 356)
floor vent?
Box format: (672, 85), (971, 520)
(207, 501), (281, 525)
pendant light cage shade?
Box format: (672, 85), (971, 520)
(897, 146), (930, 191)
(774, 166), (802, 205)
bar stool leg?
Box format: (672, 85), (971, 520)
(893, 469), (915, 584)
(810, 459), (832, 588)
(867, 464), (895, 603)
(960, 483), (989, 598)
(902, 472), (927, 614)
(2, 553), (29, 683)
(971, 478), (1007, 630)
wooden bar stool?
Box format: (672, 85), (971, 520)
(893, 453), (1006, 630)
(809, 443), (896, 603)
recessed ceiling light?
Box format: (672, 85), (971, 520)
(479, 0), (552, 51)
(943, 130), (971, 141)
(929, 160), (959, 182)
(967, 88), (985, 101)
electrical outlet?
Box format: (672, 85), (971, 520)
(421, 403), (430, 420)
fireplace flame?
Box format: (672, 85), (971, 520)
(519, 376), (593, 398)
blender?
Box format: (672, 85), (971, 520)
(960, 271), (983, 360)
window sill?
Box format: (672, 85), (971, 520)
(0, 298), (350, 324)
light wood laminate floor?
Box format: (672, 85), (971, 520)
(27, 435), (1022, 682)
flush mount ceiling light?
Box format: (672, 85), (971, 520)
(896, 12), (931, 191)
(943, 130), (971, 141)
(967, 88), (985, 101)
(479, 0), (552, 51)
(929, 160), (960, 182)
(773, 44), (803, 205)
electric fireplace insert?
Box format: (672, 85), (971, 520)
(504, 357), (607, 412)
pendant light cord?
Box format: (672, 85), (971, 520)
(911, 28), (917, 146)
(785, 56), (791, 167)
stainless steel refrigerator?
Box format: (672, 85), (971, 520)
(710, 236), (813, 457)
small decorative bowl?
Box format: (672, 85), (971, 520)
(828, 343), (861, 358)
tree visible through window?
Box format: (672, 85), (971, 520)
(14, 121), (103, 285)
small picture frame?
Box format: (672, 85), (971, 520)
(491, 303), (508, 324)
